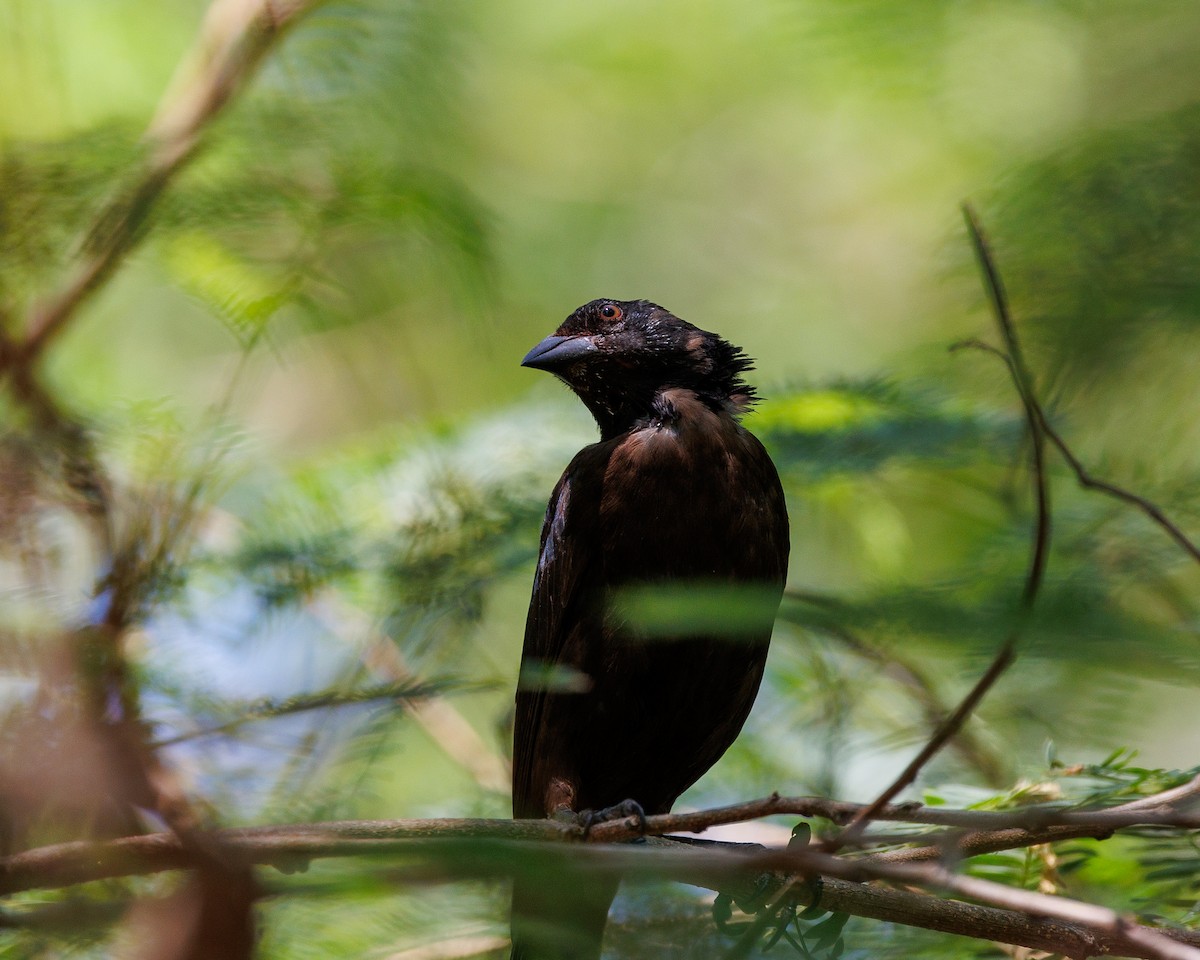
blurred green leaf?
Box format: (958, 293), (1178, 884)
(612, 582), (784, 639)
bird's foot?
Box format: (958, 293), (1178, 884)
(578, 798), (647, 838)
(550, 805), (579, 825)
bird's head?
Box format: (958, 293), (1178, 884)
(521, 298), (757, 437)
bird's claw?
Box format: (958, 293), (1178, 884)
(550, 806), (579, 825)
(798, 874), (825, 919)
(578, 798), (647, 838)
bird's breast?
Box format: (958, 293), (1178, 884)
(597, 391), (784, 584)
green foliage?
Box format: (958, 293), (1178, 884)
(752, 379), (1019, 481)
(614, 582), (785, 639)
(988, 104), (1200, 378)
(0, 123), (143, 304)
(2, 0), (1200, 958)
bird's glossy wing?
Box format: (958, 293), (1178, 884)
(512, 443), (610, 819)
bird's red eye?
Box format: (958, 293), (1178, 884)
(599, 304), (623, 321)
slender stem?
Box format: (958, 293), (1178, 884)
(828, 204), (1053, 852)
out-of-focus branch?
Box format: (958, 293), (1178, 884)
(152, 678), (486, 748)
(314, 595), (512, 794)
(813, 851), (1200, 960)
(5, 812), (1200, 959)
(0, 0), (326, 549)
(11, 0), (322, 367)
(808, 616), (1008, 786)
(0, 5), (325, 958)
(950, 348), (1200, 566)
(380, 936), (511, 960)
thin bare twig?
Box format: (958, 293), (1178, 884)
(152, 678), (485, 748)
(959, 205), (1053, 608)
(1036, 415), (1200, 563)
(827, 203), (1054, 852)
(815, 618), (1008, 786)
(829, 648), (1019, 850)
(950, 336), (1200, 565)
(954, 201), (1198, 571)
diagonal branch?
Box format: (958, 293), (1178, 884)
(827, 203), (1052, 852)
(1036, 413), (1200, 563)
(0, 5), (326, 958)
(313, 594), (512, 794)
(813, 617), (1008, 786)
(950, 338), (1200, 565)
(151, 678), (486, 749)
(11, 0), (323, 368)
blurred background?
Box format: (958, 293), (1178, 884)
(3, 0), (1200, 957)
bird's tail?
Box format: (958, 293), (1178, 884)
(510, 874), (618, 960)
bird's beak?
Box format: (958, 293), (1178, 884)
(520, 334), (598, 371)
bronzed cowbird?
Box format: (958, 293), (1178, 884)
(513, 299), (790, 959)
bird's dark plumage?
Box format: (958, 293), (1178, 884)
(513, 299), (789, 959)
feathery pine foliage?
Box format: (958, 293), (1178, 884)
(1, 1), (1199, 958)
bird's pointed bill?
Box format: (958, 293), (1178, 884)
(521, 334), (598, 370)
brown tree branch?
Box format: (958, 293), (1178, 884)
(812, 851), (1200, 960)
(950, 206), (1199, 565)
(620, 785), (1200, 841)
(5, 775), (1199, 892)
(959, 204), (1053, 609)
(1034, 411), (1200, 563)
(867, 771), (1200, 866)
(950, 339), (1200, 566)
(4, 815), (1199, 959)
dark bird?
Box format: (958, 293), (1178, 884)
(512, 299), (790, 959)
